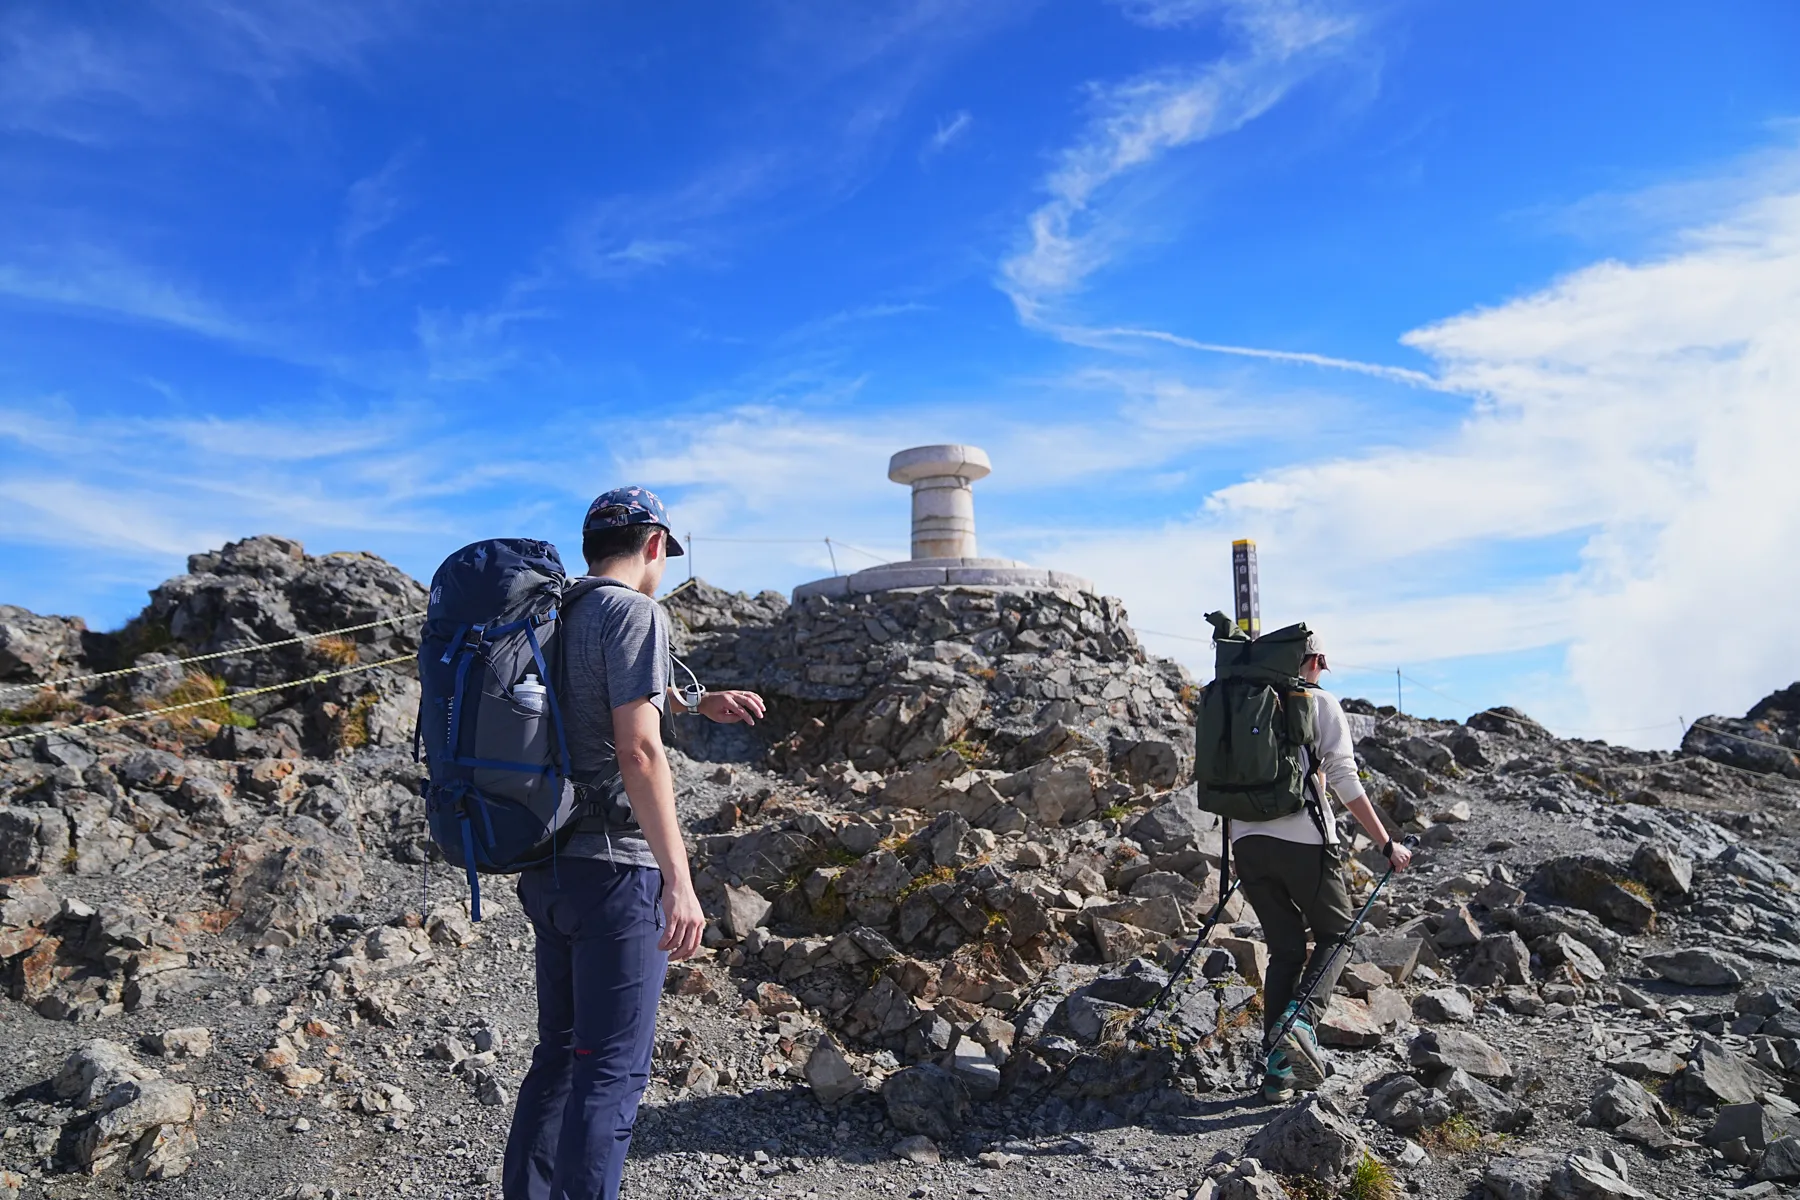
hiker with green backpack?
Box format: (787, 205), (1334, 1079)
(1190, 613), (1411, 1103)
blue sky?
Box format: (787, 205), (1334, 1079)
(3, 0), (1798, 745)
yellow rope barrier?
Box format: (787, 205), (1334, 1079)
(0, 610), (427, 700)
(0, 655), (414, 746)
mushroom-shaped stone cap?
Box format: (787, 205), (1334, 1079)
(888, 444), (992, 485)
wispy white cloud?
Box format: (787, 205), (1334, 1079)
(1061, 324), (1450, 390)
(0, 0), (412, 140)
(1000, 0), (1358, 322)
(922, 109), (973, 159)
(0, 397), (549, 578)
(0, 253), (260, 345)
(1106, 0), (1220, 27)
(413, 290), (550, 383)
(339, 153), (411, 252)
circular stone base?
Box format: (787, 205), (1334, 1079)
(792, 558), (1094, 601)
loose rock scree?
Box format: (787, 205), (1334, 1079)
(1, 537), (1799, 1199)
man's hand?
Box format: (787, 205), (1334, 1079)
(698, 689), (765, 725)
(1386, 841), (1414, 873)
(659, 882), (705, 960)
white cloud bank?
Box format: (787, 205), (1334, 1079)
(1041, 178), (1800, 744)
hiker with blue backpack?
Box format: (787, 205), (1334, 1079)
(416, 486), (763, 1200)
(1188, 615), (1411, 1104)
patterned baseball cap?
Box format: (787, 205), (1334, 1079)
(582, 485), (685, 556)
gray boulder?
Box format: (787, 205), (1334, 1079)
(1641, 947), (1753, 988)
(1757, 1134), (1800, 1182)
(224, 817), (362, 948)
(720, 884), (773, 940)
(0, 604), (87, 682)
(71, 1079), (196, 1177)
(1706, 1101), (1800, 1151)
(1439, 1067), (1528, 1131)
(1537, 933), (1606, 983)
(1365, 1074), (1450, 1133)
(881, 1065), (968, 1141)
(1413, 987), (1475, 1024)
(1129, 788), (1213, 853)
(1715, 843), (1800, 890)
(1460, 932), (1531, 987)
(1629, 842), (1692, 897)
(53, 1040), (161, 1107)
(1547, 1147), (1645, 1199)
(804, 1036), (864, 1105)
(1240, 1093), (1365, 1183)
(0, 808), (49, 876)
(1530, 856), (1656, 932)
(1586, 1074), (1667, 1130)
(1482, 1154), (1556, 1200)
(1684, 1036), (1767, 1107)
(1683, 694), (1800, 778)
(1217, 1158), (1291, 1200)
(1409, 1029), (1513, 1083)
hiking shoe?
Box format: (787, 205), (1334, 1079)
(1277, 1004), (1328, 1090)
(1262, 1048), (1295, 1103)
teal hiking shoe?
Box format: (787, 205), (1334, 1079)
(1262, 1047), (1295, 1103)
(1276, 1003), (1328, 1090)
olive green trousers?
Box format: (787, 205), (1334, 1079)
(1232, 834), (1355, 1036)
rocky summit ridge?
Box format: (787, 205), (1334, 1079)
(1, 535), (1800, 1200)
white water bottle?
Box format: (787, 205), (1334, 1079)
(511, 673), (547, 714)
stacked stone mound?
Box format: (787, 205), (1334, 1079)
(666, 578), (1190, 777)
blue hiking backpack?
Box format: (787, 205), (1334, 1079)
(416, 538), (635, 919)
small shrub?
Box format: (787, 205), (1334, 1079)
(1276, 1176), (1332, 1200)
(1344, 1152), (1397, 1200)
(945, 738), (987, 766)
(1099, 802), (1132, 821)
(0, 688), (79, 726)
(896, 864), (955, 902)
(335, 692), (380, 751)
(162, 673), (255, 729)
(1423, 1112), (1482, 1154)
(312, 635), (361, 667)
(109, 616), (175, 666)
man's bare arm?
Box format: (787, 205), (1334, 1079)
(612, 696), (704, 957)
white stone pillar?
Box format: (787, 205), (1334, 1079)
(888, 444), (992, 561)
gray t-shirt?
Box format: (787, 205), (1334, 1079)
(560, 578), (668, 868)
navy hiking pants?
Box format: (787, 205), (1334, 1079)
(502, 859), (667, 1200)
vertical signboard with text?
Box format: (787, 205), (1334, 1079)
(1232, 538), (1261, 640)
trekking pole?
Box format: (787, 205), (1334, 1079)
(1128, 874), (1243, 1043)
(1253, 834), (1421, 1082)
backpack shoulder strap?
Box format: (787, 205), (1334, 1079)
(561, 575), (630, 610)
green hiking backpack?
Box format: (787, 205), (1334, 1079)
(1193, 611), (1322, 824)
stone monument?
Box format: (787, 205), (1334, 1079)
(792, 443), (1093, 600)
